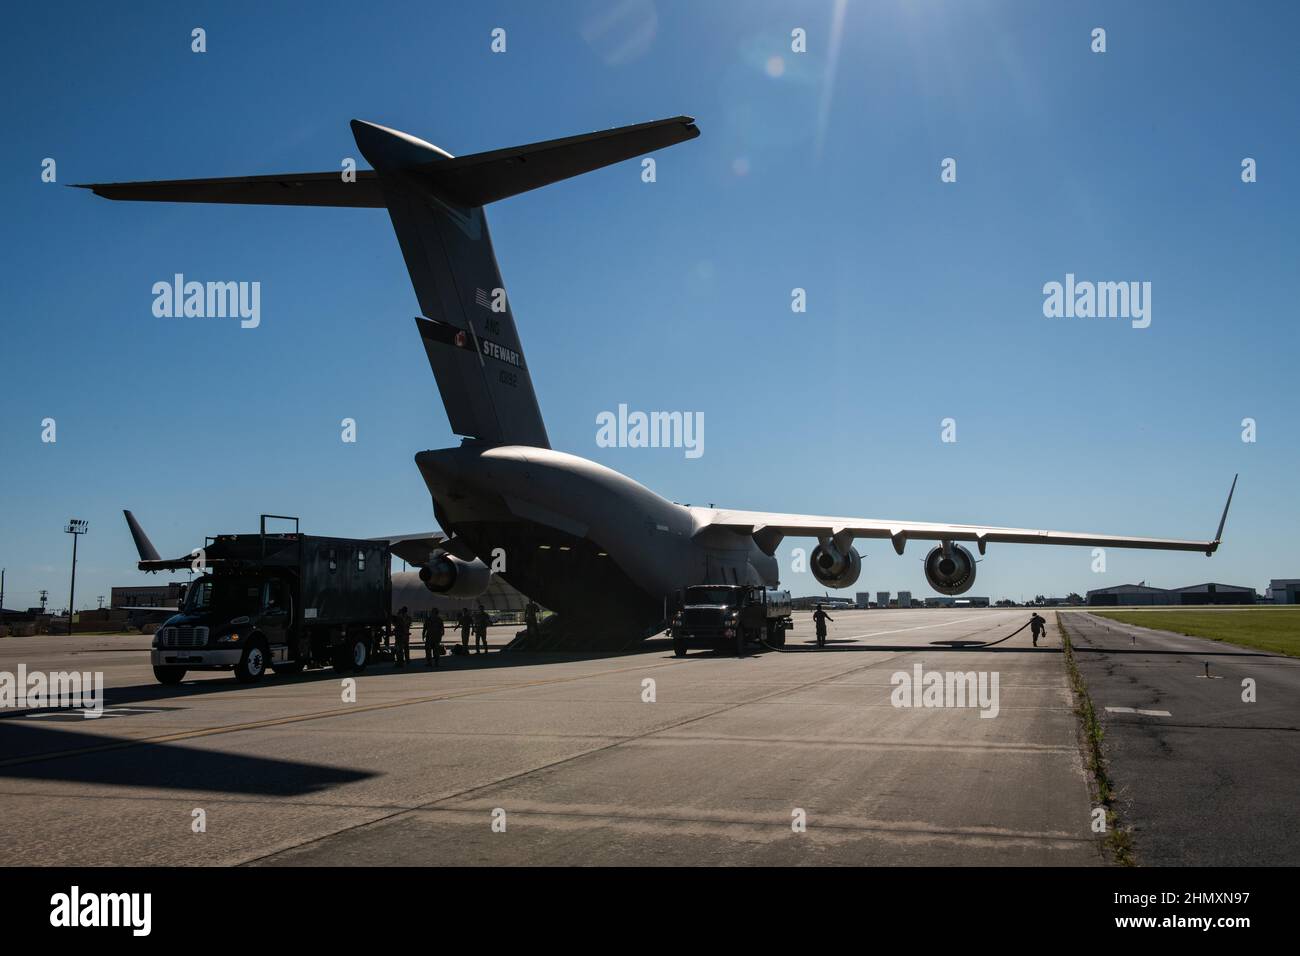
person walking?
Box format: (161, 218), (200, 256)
(424, 608), (445, 669)
(1029, 612), (1047, 647)
(813, 604), (834, 649)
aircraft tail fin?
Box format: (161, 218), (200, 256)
(350, 116), (698, 448)
(79, 116), (701, 448)
(123, 510), (161, 562)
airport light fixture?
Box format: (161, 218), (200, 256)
(65, 519), (88, 629)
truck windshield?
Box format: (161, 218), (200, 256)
(182, 576), (260, 616)
(685, 586), (742, 606)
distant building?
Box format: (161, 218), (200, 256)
(1086, 584), (1172, 606)
(855, 592), (871, 608)
(1086, 582), (1256, 606)
(897, 590), (913, 608)
(1267, 579), (1300, 604)
(876, 591), (889, 609)
(1169, 583), (1255, 605)
(111, 582), (187, 609)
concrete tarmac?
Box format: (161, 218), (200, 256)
(0, 610), (1102, 866)
(1063, 611), (1300, 866)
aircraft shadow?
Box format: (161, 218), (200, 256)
(0, 721), (373, 795)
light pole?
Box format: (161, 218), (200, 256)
(65, 519), (88, 633)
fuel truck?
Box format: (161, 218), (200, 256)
(669, 584), (793, 657)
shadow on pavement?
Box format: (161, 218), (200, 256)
(0, 721), (374, 795)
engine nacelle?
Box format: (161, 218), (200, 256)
(810, 543), (862, 589)
(418, 554), (492, 598)
(923, 543), (977, 595)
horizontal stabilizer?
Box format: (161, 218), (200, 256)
(75, 171), (384, 207)
(407, 115), (699, 207)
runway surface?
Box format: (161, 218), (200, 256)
(1064, 611), (1300, 866)
(0, 609), (1102, 866)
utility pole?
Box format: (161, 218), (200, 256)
(65, 519), (88, 634)
(0, 567), (5, 625)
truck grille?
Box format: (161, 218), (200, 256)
(682, 608), (724, 630)
(160, 626), (209, 648)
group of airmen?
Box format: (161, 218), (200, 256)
(383, 600), (543, 669)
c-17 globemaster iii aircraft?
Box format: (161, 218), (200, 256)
(81, 116), (1237, 649)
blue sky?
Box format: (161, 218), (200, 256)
(2, 0), (1296, 610)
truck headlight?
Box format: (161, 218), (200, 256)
(215, 632), (242, 644)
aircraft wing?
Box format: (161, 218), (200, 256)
(374, 532), (478, 565)
(376, 532), (446, 566)
(697, 476), (1237, 558)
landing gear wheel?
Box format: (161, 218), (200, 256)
(153, 665), (186, 685)
(234, 640), (268, 683)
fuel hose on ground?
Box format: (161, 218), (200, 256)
(760, 617), (1037, 652)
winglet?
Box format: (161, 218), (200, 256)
(123, 510), (161, 562)
(1208, 474), (1238, 555)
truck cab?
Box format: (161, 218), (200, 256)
(669, 584), (792, 657)
(152, 573), (294, 684)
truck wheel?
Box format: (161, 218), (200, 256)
(334, 635), (369, 673)
(735, 630), (747, 658)
(673, 637), (686, 658)
(234, 640), (268, 683)
(767, 621), (786, 649)
(153, 666), (186, 686)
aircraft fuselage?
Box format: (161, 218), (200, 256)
(416, 443), (778, 642)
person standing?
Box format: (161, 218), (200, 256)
(458, 607), (472, 652)
(424, 608), (445, 669)
(394, 606), (412, 667)
(474, 603), (490, 654)
(813, 604), (834, 649)
(525, 600), (539, 641)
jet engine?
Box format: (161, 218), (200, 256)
(923, 543), (977, 595)
(418, 554), (492, 598)
(810, 542), (862, 589)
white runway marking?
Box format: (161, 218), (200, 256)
(1105, 706), (1172, 717)
(843, 614), (994, 641)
